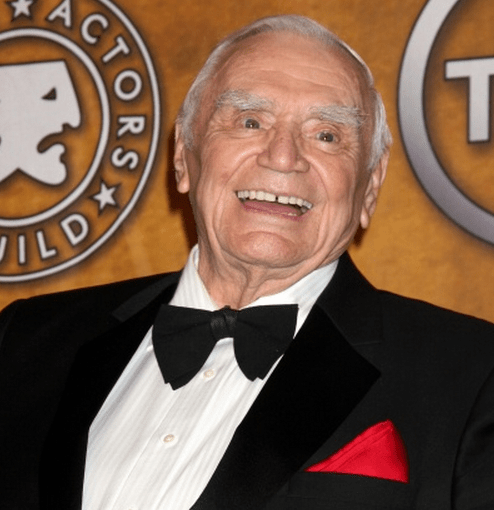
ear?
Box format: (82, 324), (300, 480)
(359, 151), (389, 229)
(173, 123), (190, 194)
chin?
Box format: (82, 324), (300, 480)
(226, 232), (306, 269)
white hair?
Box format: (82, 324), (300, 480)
(176, 14), (392, 169)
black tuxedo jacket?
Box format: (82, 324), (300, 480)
(1, 253), (494, 510)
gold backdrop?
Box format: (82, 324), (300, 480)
(1, 0), (493, 324)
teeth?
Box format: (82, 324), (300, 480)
(236, 190), (313, 212)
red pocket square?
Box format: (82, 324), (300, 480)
(305, 419), (409, 483)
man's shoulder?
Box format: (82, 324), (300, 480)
(378, 289), (494, 354)
(9, 270), (178, 309)
(0, 271), (181, 345)
(330, 253), (494, 350)
(380, 289), (493, 330)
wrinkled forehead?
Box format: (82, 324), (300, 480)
(207, 31), (372, 113)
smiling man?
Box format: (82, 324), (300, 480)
(173, 28), (386, 309)
(1, 15), (494, 510)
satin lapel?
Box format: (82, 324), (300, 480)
(192, 300), (381, 510)
(316, 252), (384, 349)
(38, 277), (178, 510)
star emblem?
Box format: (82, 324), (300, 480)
(7, 0), (34, 19)
(91, 181), (119, 212)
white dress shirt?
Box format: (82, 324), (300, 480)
(82, 246), (337, 510)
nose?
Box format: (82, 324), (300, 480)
(257, 126), (309, 173)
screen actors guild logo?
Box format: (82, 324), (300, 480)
(399, 0), (494, 245)
(0, 0), (160, 282)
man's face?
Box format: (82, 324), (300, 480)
(175, 32), (387, 275)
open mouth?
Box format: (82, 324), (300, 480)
(236, 190), (313, 216)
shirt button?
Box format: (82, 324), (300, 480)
(203, 368), (216, 380)
(163, 434), (176, 445)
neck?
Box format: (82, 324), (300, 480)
(196, 248), (331, 309)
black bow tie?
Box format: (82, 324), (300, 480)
(152, 304), (298, 389)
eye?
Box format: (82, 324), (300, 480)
(42, 88), (57, 100)
(243, 118), (260, 129)
(317, 131), (335, 143)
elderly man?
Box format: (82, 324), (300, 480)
(1, 14), (494, 510)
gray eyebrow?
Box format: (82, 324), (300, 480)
(215, 90), (274, 111)
(309, 105), (366, 129)
(215, 90), (366, 129)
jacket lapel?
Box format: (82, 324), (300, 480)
(38, 253), (381, 510)
(38, 274), (179, 510)
(192, 254), (382, 510)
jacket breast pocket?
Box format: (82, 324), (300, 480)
(266, 472), (414, 510)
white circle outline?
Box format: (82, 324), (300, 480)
(398, 0), (494, 245)
(0, 28), (110, 228)
(0, 0), (160, 282)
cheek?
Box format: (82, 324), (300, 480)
(198, 144), (239, 188)
(190, 151), (241, 228)
(314, 165), (366, 241)
(190, 153), (226, 205)
(319, 165), (359, 210)
(197, 143), (260, 203)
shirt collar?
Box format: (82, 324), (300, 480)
(170, 245), (338, 334)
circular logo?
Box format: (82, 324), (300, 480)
(0, 0), (160, 281)
(398, 0), (494, 245)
